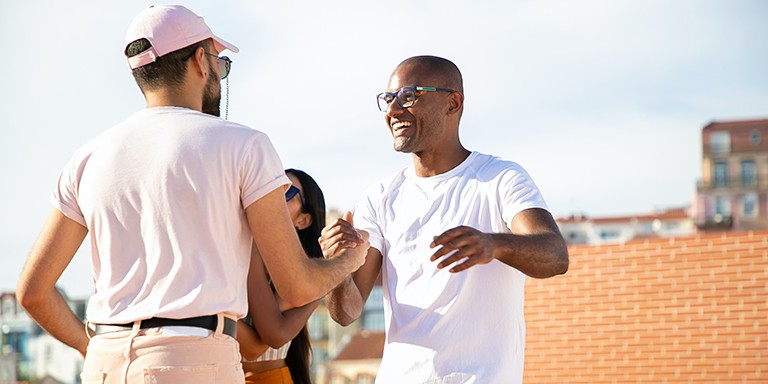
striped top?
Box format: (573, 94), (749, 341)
(256, 341), (291, 362)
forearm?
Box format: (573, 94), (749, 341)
(17, 209), (89, 356)
(325, 276), (364, 326)
(237, 321), (269, 361)
(277, 254), (362, 307)
(492, 231), (569, 278)
(262, 300), (320, 347)
(19, 287), (89, 356)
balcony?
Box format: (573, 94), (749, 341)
(695, 214), (733, 230)
(696, 176), (767, 192)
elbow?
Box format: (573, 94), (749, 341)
(531, 248), (569, 279)
(328, 305), (361, 327)
(550, 248), (570, 277)
(556, 252), (569, 276)
(16, 281), (45, 312)
(261, 330), (295, 349)
(274, 282), (316, 309)
(331, 313), (356, 327)
(282, 291), (314, 309)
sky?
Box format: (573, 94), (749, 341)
(1, 0), (766, 297)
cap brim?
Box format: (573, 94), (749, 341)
(212, 35), (238, 54)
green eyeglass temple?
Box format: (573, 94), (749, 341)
(413, 86), (455, 93)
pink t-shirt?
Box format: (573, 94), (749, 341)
(52, 107), (289, 323)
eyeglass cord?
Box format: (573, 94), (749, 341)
(224, 76), (230, 120)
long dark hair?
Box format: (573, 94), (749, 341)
(284, 169), (325, 384)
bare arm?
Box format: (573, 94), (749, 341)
(17, 209), (91, 357)
(321, 213), (383, 326)
(430, 208), (569, 278)
(236, 320), (269, 361)
(245, 188), (368, 307)
(325, 248), (382, 326)
(244, 243), (320, 348)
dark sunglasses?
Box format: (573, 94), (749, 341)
(285, 185), (307, 212)
(181, 48), (232, 80)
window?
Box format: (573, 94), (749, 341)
(713, 161), (728, 187)
(1, 297), (16, 317)
(356, 374), (376, 384)
(751, 129), (762, 145)
(710, 131), (730, 154)
(599, 229), (620, 240)
(741, 160), (756, 187)
(362, 287), (385, 330)
(743, 193), (757, 217)
(308, 312), (327, 339)
(714, 196), (731, 216)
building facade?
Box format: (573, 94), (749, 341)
(694, 118), (768, 231)
(557, 207), (695, 245)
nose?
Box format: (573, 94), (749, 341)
(386, 98), (404, 118)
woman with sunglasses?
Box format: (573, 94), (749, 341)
(237, 168), (326, 384)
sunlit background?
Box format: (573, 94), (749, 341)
(1, 0), (766, 298)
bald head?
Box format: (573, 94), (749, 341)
(395, 56), (464, 94)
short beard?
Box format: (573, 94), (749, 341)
(202, 71), (221, 117)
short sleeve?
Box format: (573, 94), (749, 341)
(50, 150), (88, 227)
(353, 184), (385, 254)
(499, 164), (549, 226)
(240, 132), (291, 209)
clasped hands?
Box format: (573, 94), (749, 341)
(320, 212), (496, 273)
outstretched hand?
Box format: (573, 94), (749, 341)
(430, 225), (496, 273)
(320, 211), (367, 259)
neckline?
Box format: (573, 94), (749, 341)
(408, 151), (478, 185)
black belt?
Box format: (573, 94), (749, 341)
(93, 315), (236, 338)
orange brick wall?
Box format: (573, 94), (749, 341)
(524, 230), (767, 383)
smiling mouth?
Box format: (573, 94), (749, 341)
(391, 120), (412, 132)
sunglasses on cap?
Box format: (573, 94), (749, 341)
(285, 185), (307, 212)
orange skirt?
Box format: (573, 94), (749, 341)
(244, 365), (293, 384)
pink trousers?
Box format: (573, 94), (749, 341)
(81, 314), (244, 383)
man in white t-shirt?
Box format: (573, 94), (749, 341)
(16, 5), (368, 381)
(321, 56), (569, 383)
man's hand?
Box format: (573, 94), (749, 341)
(430, 226), (496, 273)
(320, 211), (366, 259)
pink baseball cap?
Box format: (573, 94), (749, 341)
(124, 5), (239, 69)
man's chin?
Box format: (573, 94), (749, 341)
(202, 99), (221, 117)
(393, 140), (413, 153)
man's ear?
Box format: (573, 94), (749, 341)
(190, 46), (208, 78)
(447, 92), (464, 115)
(295, 212), (312, 231)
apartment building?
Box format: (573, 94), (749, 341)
(694, 118), (768, 231)
(557, 207), (695, 245)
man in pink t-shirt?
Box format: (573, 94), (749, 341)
(16, 5), (368, 382)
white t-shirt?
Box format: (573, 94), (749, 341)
(52, 107), (289, 324)
(354, 151), (548, 384)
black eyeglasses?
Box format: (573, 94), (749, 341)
(285, 185), (307, 212)
(182, 49), (232, 80)
(376, 86), (456, 112)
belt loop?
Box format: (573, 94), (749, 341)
(120, 320), (143, 384)
(214, 313), (224, 336)
(85, 320), (92, 340)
